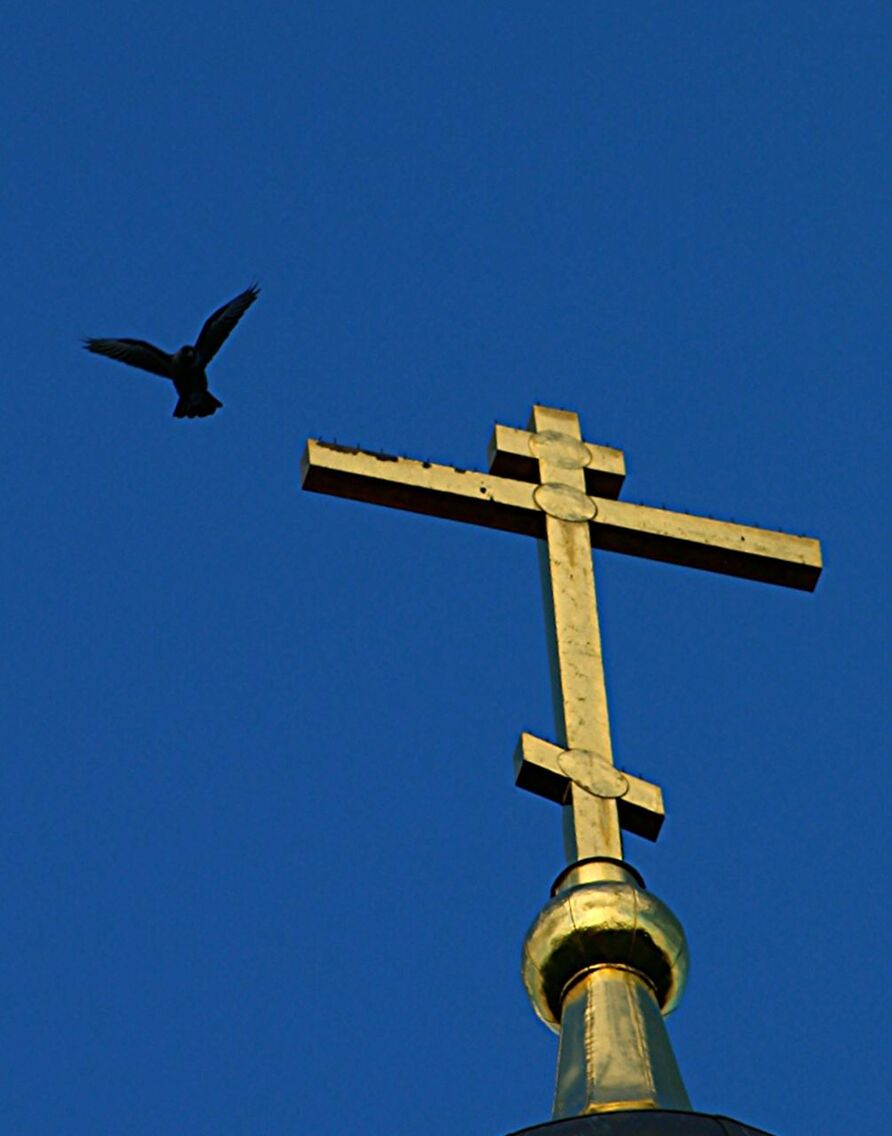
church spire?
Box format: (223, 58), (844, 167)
(302, 404), (821, 1124)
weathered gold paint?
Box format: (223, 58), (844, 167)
(301, 405), (822, 1120)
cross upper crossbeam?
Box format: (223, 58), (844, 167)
(302, 405), (821, 864)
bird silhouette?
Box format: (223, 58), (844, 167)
(84, 283), (259, 418)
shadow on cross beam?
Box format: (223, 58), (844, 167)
(300, 439), (821, 592)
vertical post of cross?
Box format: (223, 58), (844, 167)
(528, 406), (621, 862)
(523, 407), (689, 1116)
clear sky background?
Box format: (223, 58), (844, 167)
(2, 4), (889, 1134)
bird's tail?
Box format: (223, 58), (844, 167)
(173, 391), (223, 419)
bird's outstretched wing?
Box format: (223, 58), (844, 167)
(195, 283), (260, 366)
(83, 338), (174, 379)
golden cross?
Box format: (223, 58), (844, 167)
(302, 404), (821, 863)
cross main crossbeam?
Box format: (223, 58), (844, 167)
(302, 441), (820, 590)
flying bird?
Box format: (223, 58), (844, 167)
(83, 283), (260, 418)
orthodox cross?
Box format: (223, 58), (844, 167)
(302, 405), (821, 864)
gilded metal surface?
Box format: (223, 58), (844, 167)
(587, 496), (821, 590)
(301, 438), (538, 535)
(529, 430), (593, 470)
(557, 859), (641, 890)
(487, 423), (626, 499)
(553, 968), (691, 1116)
(522, 868), (688, 1027)
(530, 405), (624, 861)
(556, 751), (629, 800)
(514, 733), (664, 845)
(533, 483), (599, 522)
(523, 864), (690, 1115)
(301, 435), (822, 589)
(301, 403), (823, 1121)
(302, 405), (820, 863)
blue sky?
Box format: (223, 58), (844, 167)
(2, 3), (890, 1133)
